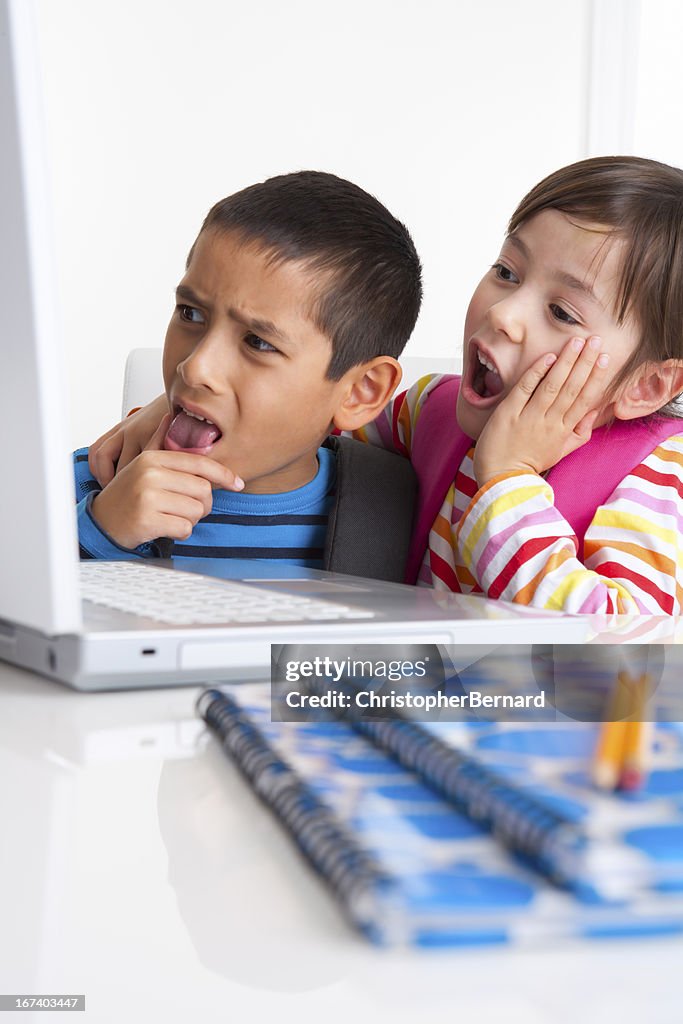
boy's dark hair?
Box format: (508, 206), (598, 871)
(190, 171), (422, 380)
(509, 155), (683, 415)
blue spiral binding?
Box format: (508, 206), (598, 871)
(197, 688), (399, 933)
(301, 678), (639, 901)
(353, 715), (585, 885)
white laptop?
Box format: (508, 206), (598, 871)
(0, 0), (588, 691)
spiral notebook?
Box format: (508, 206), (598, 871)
(198, 670), (683, 948)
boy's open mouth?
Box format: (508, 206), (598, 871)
(467, 343), (505, 403)
(164, 404), (223, 454)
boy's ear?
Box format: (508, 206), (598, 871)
(612, 359), (683, 420)
(331, 357), (403, 432)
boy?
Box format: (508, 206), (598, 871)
(75, 171), (422, 579)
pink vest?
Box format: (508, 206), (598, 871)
(405, 375), (683, 585)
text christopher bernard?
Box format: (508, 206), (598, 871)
(283, 689), (547, 711)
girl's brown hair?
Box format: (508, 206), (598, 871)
(509, 155), (683, 416)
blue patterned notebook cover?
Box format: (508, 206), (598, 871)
(216, 667), (683, 949)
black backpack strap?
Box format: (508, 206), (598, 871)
(322, 435), (417, 583)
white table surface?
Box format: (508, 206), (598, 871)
(1, 662), (680, 1024)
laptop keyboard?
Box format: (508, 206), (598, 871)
(79, 562), (377, 626)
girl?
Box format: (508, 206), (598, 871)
(89, 157), (683, 614)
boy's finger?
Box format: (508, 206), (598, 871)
(139, 467), (215, 516)
(156, 513), (198, 542)
(141, 449), (245, 492)
(89, 432), (124, 487)
(88, 419), (124, 457)
(118, 434), (146, 474)
(143, 413), (173, 453)
(155, 491), (211, 525)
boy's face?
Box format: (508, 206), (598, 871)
(456, 209), (641, 440)
(162, 229), (351, 492)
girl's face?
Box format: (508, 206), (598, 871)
(456, 209), (641, 440)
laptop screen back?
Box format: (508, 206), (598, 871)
(0, 0), (81, 633)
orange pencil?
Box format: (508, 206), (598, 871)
(619, 675), (653, 792)
(592, 670), (638, 791)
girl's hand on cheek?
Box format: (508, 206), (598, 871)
(472, 335), (610, 487)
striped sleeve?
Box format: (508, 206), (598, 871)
(349, 373), (446, 457)
(73, 448), (161, 561)
(454, 435), (683, 615)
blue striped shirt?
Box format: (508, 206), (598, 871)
(73, 447), (336, 568)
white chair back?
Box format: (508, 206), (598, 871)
(121, 348), (164, 417)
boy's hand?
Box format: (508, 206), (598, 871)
(473, 336), (610, 487)
(90, 417), (244, 550)
(88, 394), (169, 487)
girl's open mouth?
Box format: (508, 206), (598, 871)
(463, 342), (505, 406)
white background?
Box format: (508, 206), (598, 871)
(30, 0), (682, 450)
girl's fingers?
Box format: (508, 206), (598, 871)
(547, 336), (609, 419)
(503, 351), (560, 415)
(532, 336), (596, 414)
(562, 345), (611, 427)
(511, 335), (609, 424)
(574, 408), (600, 441)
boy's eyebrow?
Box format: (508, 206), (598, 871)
(175, 285), (294, 344)
(506, 234), (604, 308)
(175, 284), (207, 307)
(229, 310), (293, 346)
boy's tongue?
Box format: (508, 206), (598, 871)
(164, 410), (221, 453)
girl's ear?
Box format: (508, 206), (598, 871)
(612, 359), (683, 420)
(332, 357), (403, 432)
